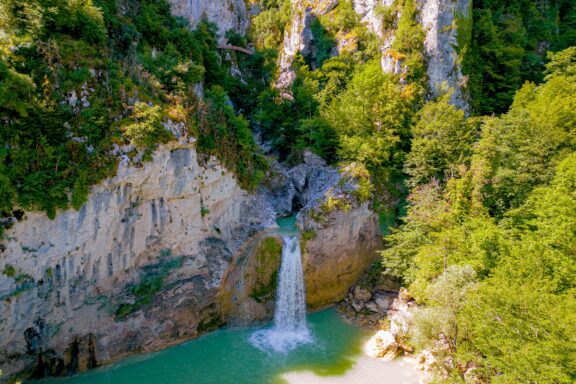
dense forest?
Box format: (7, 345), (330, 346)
(1, 0), (576, 382)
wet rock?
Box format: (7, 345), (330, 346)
(237, 298), (268, 322)
(289, 165), (308, 194)
(351, 300), (364, 313)
(365, 301), (380, 313)
(258, 162), (296, 216)
(259, 149), (339, 216)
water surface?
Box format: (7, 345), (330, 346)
(37, 310), (369, 384)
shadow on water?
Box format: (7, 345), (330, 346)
(35, 309), (368, 384)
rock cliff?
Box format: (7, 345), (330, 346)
(0, 144), (380, 379)
(358, 0), (471, 110)
(301, 203), (382, 308)
(276, 0), (470, 110)
(419, 0), (470, 110)
(0, 142), (273, 378)
(167, 0), (249, 38)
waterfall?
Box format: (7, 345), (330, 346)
(249, 236), (312, 353)
(274, 237), (307, 330)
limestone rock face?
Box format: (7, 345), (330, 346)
(276, 0), (341, 89)
(0, 142), (383, 379)
(0, 142), (274, 378)
(419, 0), (470, 111)
(353, 0), (470, 110)
(277, 3), (314, 89)
(276, 0), (470, 110)
(259, 150), (339, 216)
(167, 0), (249, 38)
(301, 203), (383, 308)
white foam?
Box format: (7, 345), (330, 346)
(249, 236), (313, 353)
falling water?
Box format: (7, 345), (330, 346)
(249, 236), (313, 353)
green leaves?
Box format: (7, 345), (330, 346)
(462, 0), (576, 115)
(404, 94), (475, 187)
(383, 47), (576, 382)
(325, 61), (410, 170)
(124, 103), (170, 149)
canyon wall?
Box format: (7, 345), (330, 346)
(277, 0), (470, 110)
(0, 0), (475, 378)
(0, 144), (380, 379)
(0, 142), (273, 377)
(167, 0), (249, 38)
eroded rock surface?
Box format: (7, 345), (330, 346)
(0, 142), (274, 378)
(0, 145), (382, 380)
(167, 0), (249, 38)
(420, 0), (470, 110)
(301, 203), (383, 308)
(277, 0), (470, 110)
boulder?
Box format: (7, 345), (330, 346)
(354, 286), (372, 302)
(364, 330), (399, 359)
(365, 302), (380, 313)
(374, 296), (390, 313)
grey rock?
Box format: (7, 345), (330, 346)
(375, 296), (390, 312)
(167, 0), (248, 40)
(351, 300), (364, 313)
(354, 286), (372, 302)
(365, 301), (380, 313)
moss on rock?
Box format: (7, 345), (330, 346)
(248, 237), (282, 303)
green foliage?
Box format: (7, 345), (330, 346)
(383, 48), (576, 382)
(2, 264), (16, 278)
(250, 237), (282, 303)
(71, 171), (89, 210)
(249, 0), (292, 50)
(325, 61), (413, 174)
(461, 0), (576, 115)
(309, 18), (337, 69)
(199, 85), (267, 190)
(391, 0), (427, 87)
(471, 53), (576, 216)
(0, 0), (274, 224)
(404, 94), (475, 187)
(411, 265), (477, 354)
(124, 103), (171, 149)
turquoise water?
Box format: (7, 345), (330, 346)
(275, 215), (299, 236)
(37, 310), (368, 384)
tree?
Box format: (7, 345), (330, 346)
(124, 103), (170, 150)
(404, 94), (475, 187)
